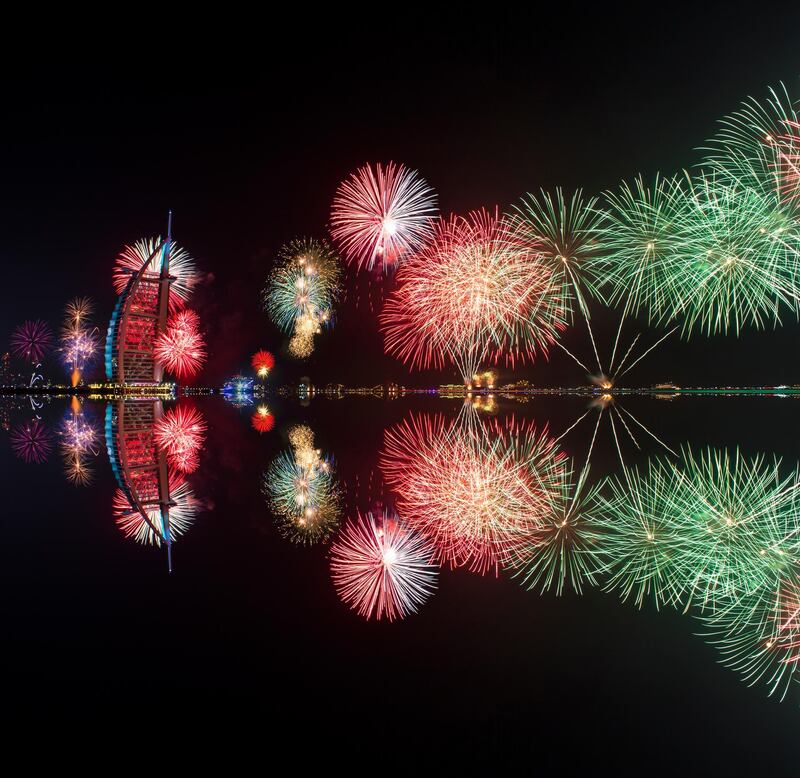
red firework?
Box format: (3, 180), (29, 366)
(10, 320), (54, 364)
(251, 406), (275, 433)
(10, 419), (54, 464)
(154, 405), (207, 473)
(112, 237), (198, 312)
(251, 350), (275, 378)
(330, 161), (438, 271)
(380, 208), (565, 382)
(380, 412), (566, 575)
(154, 310), (206, 380)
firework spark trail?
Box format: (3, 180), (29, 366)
(776, 119), (800, 210)
(330, 510), (439, 621)
(331, 161), (438, 272)
(59, 297), (98, 385)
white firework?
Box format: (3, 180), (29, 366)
(330, 161), (438, 271)
(330, 511), (439, 621)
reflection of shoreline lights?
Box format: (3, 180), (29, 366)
(330, 510), (438, 621)
(10, 419), (54, 464)
(262, 424), (340, 544)
(251, 405), (275, 433)
(330, 161), (438, 272)
(251, 349), (275, 379)
(113, 474), (198, 547)
(263, 238), (341, 359)
(113, 237), (198, 311)
(381, 208), (565, 383)
(10, 320), (53, 364)
(154, 405), (207, 473)
(154, 309), (206, 379)
(381, 411), (566, 575)
(222, 375), (254, 407)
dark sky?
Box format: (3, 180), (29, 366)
(1, 8), (800, 386)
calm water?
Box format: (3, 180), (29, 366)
(2, 392), (799, 770)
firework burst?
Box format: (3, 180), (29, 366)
(262, 425), (340, 545)
(588, 448), (800, 611)
(381, 410), (566, 575)
(251, 405), (275, 433)
(154, 309), (206, 379)
(263, 238), (342, 359)
(330, 161), (438, 271)
(10, 419), (54, 464)
(701, 82), (800, 206)
(699, 576), (800, 703)
(154, 404), (207, 473)
(60, 297), (99, 385)
(330, 510), (439, 621)
(10, 320), (53, 364)
(505, 463), (604, 595)
(381, 208), (566, 382)
(113, 236), (198, 311)
(113, 473), (198, 547)
(251, 349), (275, 379)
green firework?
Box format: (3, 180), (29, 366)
(262, 237), (342, 334)
(506, 462), (604, 596)
(589, 448), (800, 612)
(509, 188), (606, 322)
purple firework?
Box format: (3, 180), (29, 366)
(10, 419), (55, 464)
(10, 320), (54, 364)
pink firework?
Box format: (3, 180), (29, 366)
(10, 419), (54, 464)
(381, 412), (565, 575)
(10, 320), (54, 364)
(113, 237), (198, 311)
(154, 404), (207, 473)
(777, 120), (800, 210)
(154, 309), (206, 380)
(330, 510), (438, 621)
(330, 161), (438, 272)
(380, 208), (566, 382)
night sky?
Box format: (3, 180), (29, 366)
(3, 8), (800, 771)
(1, 10), (799, 387)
